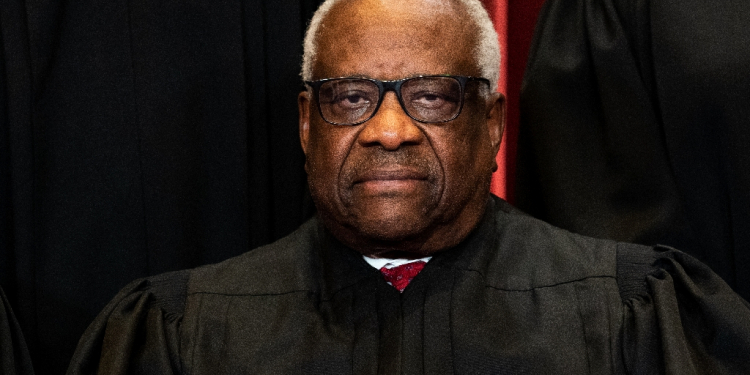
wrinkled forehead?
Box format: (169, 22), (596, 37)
(312, 0), (480, 81)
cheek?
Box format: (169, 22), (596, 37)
(306, 124), (359, 198)
(431, 120), (494, 193)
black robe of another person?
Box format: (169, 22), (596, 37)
(0, 286), (34, 375)
(1, 1), (320, 373)
(66, 197), (750, 374)
(516, 0), (750, 301)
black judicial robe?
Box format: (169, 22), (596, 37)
(0, 287), (34, 375)
(67, 198), (750, 374)
(516, 0), (750, 301)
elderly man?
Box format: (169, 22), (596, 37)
(68, 0), (750, 373)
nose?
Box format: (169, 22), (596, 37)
(357, 92), (424, 150)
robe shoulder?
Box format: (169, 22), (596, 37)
(65, 270), (189, 375)
(492, 200), (750, 373)
(187, 217), (323, 295)
(492, 196), (748, 301)
(617, 243), (750, 374)
(485, 199), (620, 290)
(66, 219), (324, 374)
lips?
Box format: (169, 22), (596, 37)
(352, 168), (429, 184)
(341, 149), (437, 198)
(348, 167), (431, 196)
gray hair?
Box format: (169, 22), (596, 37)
(301, 0), (501, 92)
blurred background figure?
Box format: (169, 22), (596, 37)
(516, 0), (750, 301)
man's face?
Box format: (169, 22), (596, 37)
(299, 0), (504, 257)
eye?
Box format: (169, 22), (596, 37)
(338, 92), (370, 107)
(410, 91), (458, 108)
(323, 90), (373, 110)
(418, 93), (441, 102)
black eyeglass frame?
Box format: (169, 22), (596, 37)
(304, 75), (491, 126)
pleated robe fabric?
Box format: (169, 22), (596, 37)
(516, 0), (750, 301)
(0, 1), (320, 372)
(66, 197), (750, 374)
(0, 286), (34, 375)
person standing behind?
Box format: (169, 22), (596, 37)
(517, 0), (750, 301)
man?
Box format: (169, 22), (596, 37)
(67, 0), (750, 373)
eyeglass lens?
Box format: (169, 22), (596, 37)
(317, 77), (462, 125)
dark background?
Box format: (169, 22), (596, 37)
(2, 0), (322, 372)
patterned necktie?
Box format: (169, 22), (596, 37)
(380, 261), (427, 292)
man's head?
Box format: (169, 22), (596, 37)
(298, 0), (505, 258)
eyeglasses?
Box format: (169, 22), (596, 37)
(304, 75), (490, 126)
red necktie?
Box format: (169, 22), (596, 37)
(380, 261), (426, 292)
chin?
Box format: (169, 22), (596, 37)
(325, 213), (434, 254)
(356, 216), (431, 242)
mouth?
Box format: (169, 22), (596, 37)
(352, 168), (429, 193)
(354, 168), (428, 183)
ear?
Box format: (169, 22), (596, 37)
(485, 92), (505, 172)
(486, 92), (506, 157)
(298, 90), (311, 156)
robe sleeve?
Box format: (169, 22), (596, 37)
(618, 244), (750, 374)
(66, 271), (189, 375)
(0, 287), (35, 375)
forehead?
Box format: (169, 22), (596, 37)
(313, 0), (479, 80)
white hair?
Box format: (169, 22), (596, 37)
(301, 0), (501, 92)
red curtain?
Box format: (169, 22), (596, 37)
(483, 0), (546, 202)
